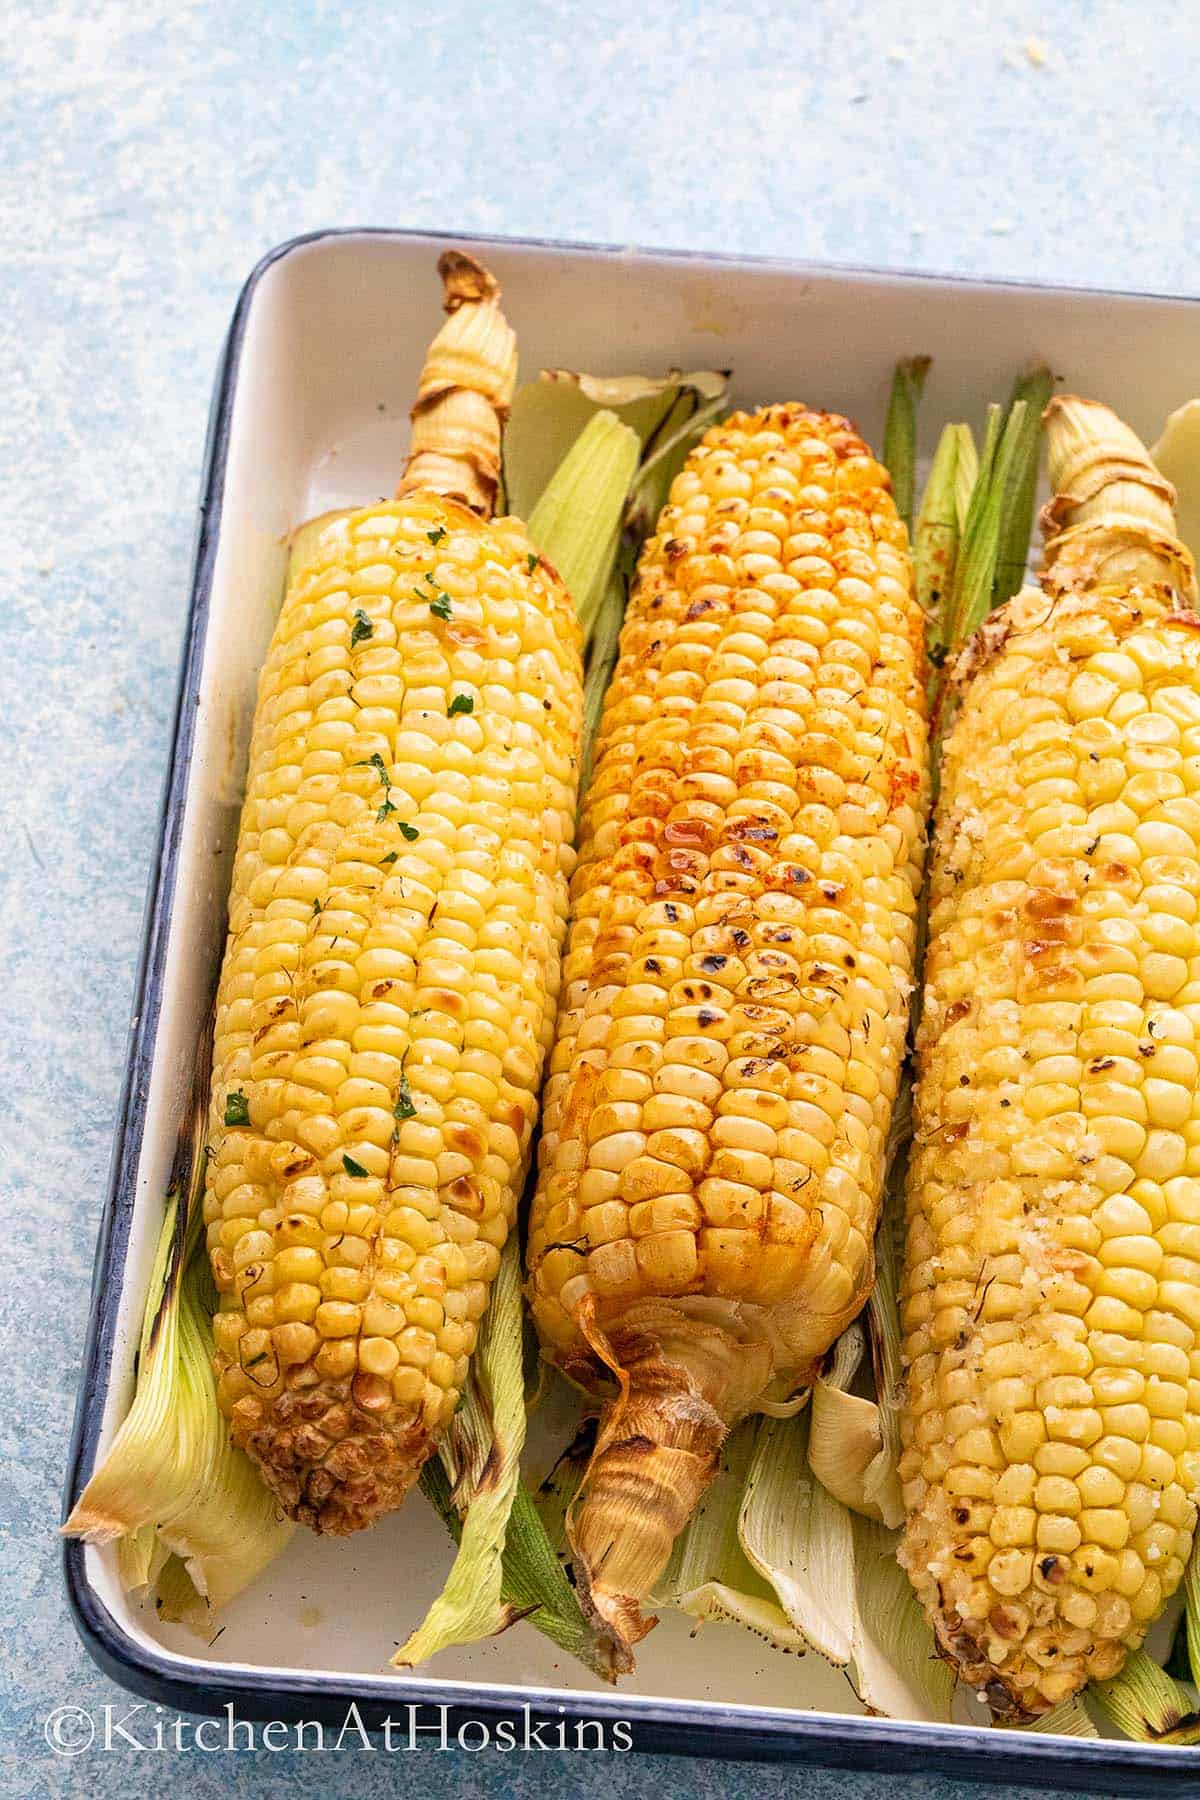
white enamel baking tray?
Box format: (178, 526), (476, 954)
(64, 229), (1200, 1789)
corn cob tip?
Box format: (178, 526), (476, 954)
(396, 249), (518, 518)
(435, 248), (502, 311)
(1040, 393), (1197, 600)
(228, 1385), (430, 1534)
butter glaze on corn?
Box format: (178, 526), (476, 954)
(204, 258), (583, 1533)
(900, 397), (1200, 1716)
(527, 404), (929, 1653)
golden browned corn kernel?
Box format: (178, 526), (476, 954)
(526, 404), (929, 1654)
(204, 256), (583, 1533)
(900, 395), (1200, 1717)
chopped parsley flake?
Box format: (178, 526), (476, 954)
(393, 1072), (416, 1122)
(527, 552), (538, 574)
(429, 593), (453, 621)
(342, 1152), (369, 1178)
(380, 851), (399, 865)
(350, 608), (374, 647)
(367, 754), (397, 825)
(312, 898), (322, 917)
(224, 1090), (250, 1128)
(427, 526), (447, 546)
(398, 820), (419, 841)
(448, 693), (474, 717)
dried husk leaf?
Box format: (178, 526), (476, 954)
(397, 251), (518, 516)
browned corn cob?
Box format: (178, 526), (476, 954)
(526, 404), (930, 1656)
(204, 255), (583, 1533)
(900, 396), (1200, 1716)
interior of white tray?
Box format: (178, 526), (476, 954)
(83, 232), (1200, 1730)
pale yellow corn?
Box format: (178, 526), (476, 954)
(900, 396), (1200, 1716)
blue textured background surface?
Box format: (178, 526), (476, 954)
(2, 1), (1196, 1795)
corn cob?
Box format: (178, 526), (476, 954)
(205, 254), (583, 1533)
(899, 395), (1200, 1716)
(526, 404), (930, 1653)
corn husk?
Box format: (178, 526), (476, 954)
(399, 1236), (611, 1677)
(504, 368), (727, 528)
(662, 1403), (951, 1718)
(915, 423), (963, 642)
(807, 1323), (902, 1529)
(657, 1421), (807, 1653)
(63, 1058), (293, 1621)
(882, 356), (931, 534)
(1013, 1696), (1100, 1738)
(952, 423), (979, 532)
(528, 411), (639, 638)
(850, 1514), (956, 1720)
(1152, 398), (1200, 564)
(993, 366), (1053, 604)
(1092, 1649), (1200, 1744)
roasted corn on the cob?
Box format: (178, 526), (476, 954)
(527, 404), (930, 1652)
(205, 255), (583, 1533)
(900, 396), (1200, 1716)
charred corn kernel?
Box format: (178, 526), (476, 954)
(204, 258), (584, 1535)
(900, 397), (1200, 1719)
(527, 403), (929, 1655)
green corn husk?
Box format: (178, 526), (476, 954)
(66, 1194), (189, 1539)
(916, 424), (963, 635)
(1165, 1540), (1200, 1685)
(1092, 1649), (1200, 1743)
(882, 356), (932, 534)
(952, 423), (979, 532)
(862, 1085), (911, 1522)
(993, 365), (1054, 605)
(578, 570), (624, 795)
(944, 400), (1008, 649)
(152, 1251), (292, 1614)
(1183, 1545), (1200, 1684)
(154, 1554), (206, 1624)
(63, 1049), (293, 1620)
(917, 422), (981, 700)
(528, 411), (640, 640)
(929, 393), (1048, 756)
(1013, 1696), (1100, 1738)
(505, 368), (728, 530)
(117, 1522), (169, 1596)
(400, 1235), (528, 1665)
(399, 1237), (612, 1677)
